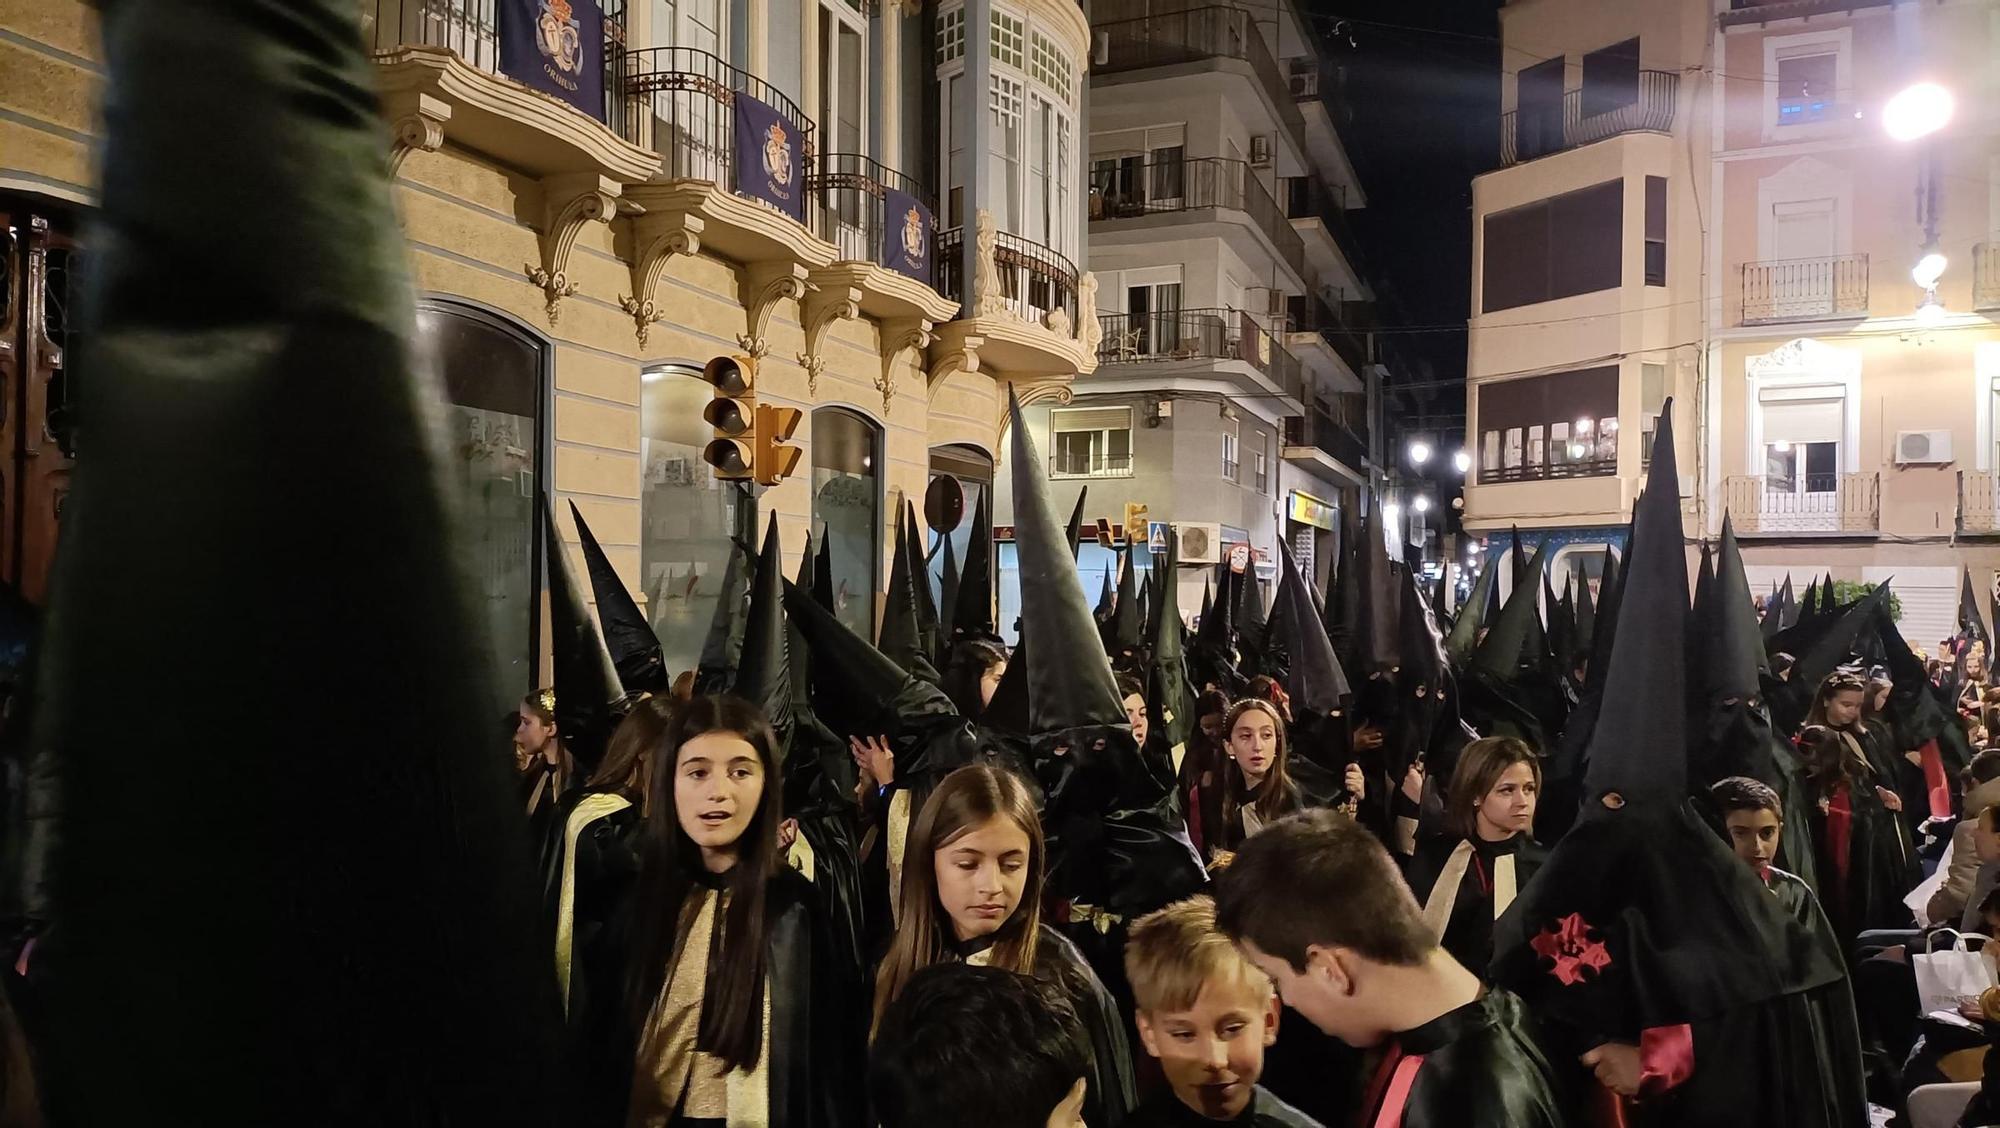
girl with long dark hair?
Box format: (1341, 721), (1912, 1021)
(871, 762), (1135, 1126)
(1799, 683), (1919, 940)
(1215, 699), (1304, 855)
(1399, 736), (1547, 978)
(578, 695), (856, 1127)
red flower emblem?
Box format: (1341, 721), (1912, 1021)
(1530, 912), (1612, 986)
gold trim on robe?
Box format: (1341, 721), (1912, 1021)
(555, 792), (633, 1011)
(1420, 841), (1520, 942)
(629, 889), (774, 1127)
(887, 789), (913, 925)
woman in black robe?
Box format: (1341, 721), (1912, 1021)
(570, 695), (861, 1127)
(1400, 736), (1547, 979)
(871, 763), (1135, 1127)
(1800, 673), (1920, 940)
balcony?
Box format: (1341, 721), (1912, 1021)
(1961, 472), (2000, 534)
(1740, 254), (1869, 325)
(1501, 70), (1679, 167)
(1051, 453), (1134, 480)
(1480, 457), (1617, 484)
(1095, 308), (1304, 407)
(932, 225), (1096, 379)
(1285, 293), (1368, 378)
(1283, 396), (1369, 478)
(1720, 0), (1896, 28)
(1725, 473), (1880, 535)
(1279, 175), (1364, 288)
(1975, 240), (2000, 312)
(1089, 156), (1306, 282)
(803, 154), (957, 325)
(1091, 7), (1307, 160)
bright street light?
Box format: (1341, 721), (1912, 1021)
(1407, 440), (1433, 465)
(1452, 449), (1471, 474)
(1884, 82), (1953, 141)
(1916, 291), (1947, 326)
(1413, 495), (1432, 514)
(1913, 242), (1948, 288)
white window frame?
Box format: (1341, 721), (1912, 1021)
(817, 0), (867, 154)
(1744, 338), (1861, 480)
(1221, 419), (1240, 482)
(938, 1), (1079, 259)
(1975, 342), (2000, 471)
(1761, 27), (1851, 144)
(1050, 406), (1134, 478)
(1756, 157), (1852, 263)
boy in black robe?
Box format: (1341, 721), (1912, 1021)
(870, 964), (1091, 1128)
(1214, 811), (1564, 1127)
(1122, 895), (1323, 1127)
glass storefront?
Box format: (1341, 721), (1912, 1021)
(927, 444), (994, 624)
(415, 302), (544, 719)
(641, 365), (756, 678)
(812, 408), (883, 637)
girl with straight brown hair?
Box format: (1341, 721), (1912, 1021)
(871, 762), (1134, 1126)
(1399, 736), (1547, 978)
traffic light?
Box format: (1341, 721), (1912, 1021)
(701, 355), (756, 479)
(754, 403), (803, 486)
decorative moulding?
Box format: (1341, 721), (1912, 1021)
(799, 284), (863, 395)
(878, 317), (935, 413)
(737, 262), (809, 359)
(927, 335), (983, 401)
(621, 211), (706, 347)
(527, 172), (620, 327)
(388, 92), (451, 178)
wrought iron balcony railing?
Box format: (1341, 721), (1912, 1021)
(1283, 401), (1369, 472)
(617, 46), (816, 194)
(1740, 254), (1869, 325)
(1050, 453), (1134, 480)
(1975, 239), (2000, 312)
(1089, 156), (1305, 280)
(1096, 308), (1303, 402)
(367, 0), (630, 129)
(807, 153), (937, 282)
(1285, 293), (1368, 375)
(1725, 472), (1880, 534)
(936, 227), (1079, 328)
(1501, 69), (1679, 167)
(1279, 175), (1364, 275)
(1090, 8), (1306, 157)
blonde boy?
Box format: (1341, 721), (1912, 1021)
(1123, 896), (1324, 1127)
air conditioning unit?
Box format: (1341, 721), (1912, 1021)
(1265, 289), (1288, 317)
(1175, 522), (1222, 565)
(1248, 135), (1272, 167)
(1894, 429), (1953, 465)
(1287, 70), (1319, 99)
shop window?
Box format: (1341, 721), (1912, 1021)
(641, 364), (757, 679)
(813, 407), (883, 637)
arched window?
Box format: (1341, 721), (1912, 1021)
(642, 364), (757, 679)
(415, 300), (548, 716)
(813, 407), (883, 637)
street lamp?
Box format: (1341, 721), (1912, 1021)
(1407, 439), (1433, 466)
(1916, 290), (1947, 326)
(1883, 82), (1954, 142)
(1413, 495), (1432, 514)
(1913, 239), (1948, 289)
(1452, 449), (1471, 474)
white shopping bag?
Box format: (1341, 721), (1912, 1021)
(1914, 929), (1996, 1018)
(1907, 837), (1957, 928)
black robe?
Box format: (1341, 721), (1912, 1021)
(1364, 989), (1563, 1128)
(1803, 745), (1918, 941)
(1752, 867), (1868, 1128)
(1122, 1084), (1323, 1127)
(569, 868), (862, 1128)
(549, 791), (644, 1014)
(1403, 832), (1547, 979)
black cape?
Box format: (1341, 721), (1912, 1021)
(1122, 1084), (1323, 1127)
(1373, 989), (1564, 1128)
(1403, 832), (1547, 980)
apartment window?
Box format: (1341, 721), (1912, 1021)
(1474, 366), (1619, 483)
(1029, 31), (1072, 98)
(1757, 386), (1842, 495)
(991, 10), (1025, 67)
(1644, 176), (1666, 286)
(1581, 37), (1640, 118)
(1222, 419), (1240, 482)
(1481, 180), (1622, 312)
(819, 4), (866, 156)
(936, 6), (964, 64)
(1777, 53), (1836, 126)
(1254, 431), (1270, 494)
(1515, 55), (1565, 163)
(945, 74), (966, 226)
(989, 74), (1024, 229)
(1640, 362), (1667, 467)
(1052, 406), (1133, 477)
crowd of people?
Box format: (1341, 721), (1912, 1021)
(14, 5), (2000, 1126)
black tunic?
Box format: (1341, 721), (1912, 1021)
(1371, 989), (1564, 1128)
(1402, 833), (1547, 979)
(1122, 1084), (1323, 1127)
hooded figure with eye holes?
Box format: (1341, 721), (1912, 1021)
(1491, 402), (1859, 1128)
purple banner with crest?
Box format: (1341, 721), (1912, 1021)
(498, 0), (605, 121)
(732, 93), (804, 222)
(880, 187), (934, 286)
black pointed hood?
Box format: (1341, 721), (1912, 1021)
(694, 531), (748, 692)
(1776, 575), (1798, 630)
(1095, 565), (1116, 620)
(543, 498), (624, 772)
(812, 531), (834, 613)
(1065, 486), (1088, 559)
(1760, 579), (1784, 643)
(1356, 501), (1401, 674)
(1470, 538), (1549, 681)
(1198, 578), (1213, 627)
(1707, 516), (1768, 698)
(734, 512), (792, 731)
(1266, 545), (1351, 716)
(879, 499), (925, 672)
(1444, 551), (1496, 668)
(1573, 558), (1597, 656)
(1961, 566), (1992, 648)
(937, 534), (962, 654)
(1800, 577), (1820, 620)
(1113, 548), (1144, 652)
(569, 501), (668, 694)
(1582, 403), (1689, 801)
(1332, 504), (1363, 668)
(1509, 526), (1529, 589)
(1233, 559), (1269, 663)
(952, 489), (996, 641)
(1692, 541), (1715, 632)
(1147, 532), (1194, 752)
(908, 508), (942, 664)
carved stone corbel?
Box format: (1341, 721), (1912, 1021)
(736, 262), (809, 359)
(526, 173), (620, 327)
(876, 318), (933, 413)
(620, 212), (705, 348)
(796, 284), (862, 395)
(998, 378), (1075, 441)
(388, 93), (451, 178)
(927, 335), (983, 401)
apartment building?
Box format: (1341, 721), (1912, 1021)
(1463, 0), (2000, 644)
(994, 0), (1381, 625)
(0, 0), (1099, 711)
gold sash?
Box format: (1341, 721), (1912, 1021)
(1419, 841), (1518, 943)
(555, 792), (633, 1010)
(631, 889), (774, 1127)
